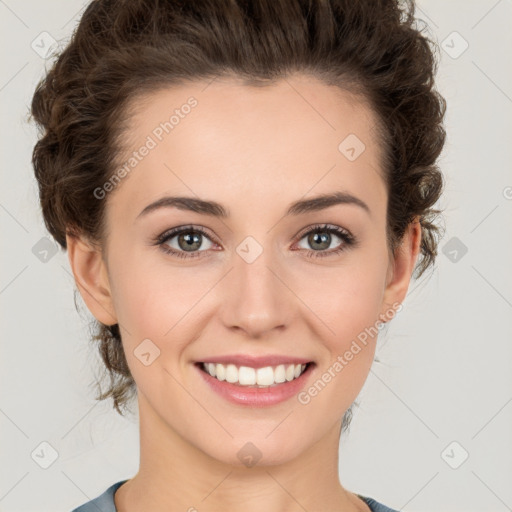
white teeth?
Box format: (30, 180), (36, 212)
(215, 363), (226, 381)
(225, 364), (238, 383)
(239, 366), (256, 385)
(274, 364), (286, 383)
(256, 366), (274, 386)
(202, 362), (308, 387)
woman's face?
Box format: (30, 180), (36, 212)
(70, 74), (419, 466)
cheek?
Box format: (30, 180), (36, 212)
(107, 250), (214, 346)
(296, 259), (388, 417)
(297, 251), (389, 349)
(109, 228), (390, 353)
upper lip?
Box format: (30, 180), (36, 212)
(197, 354), (313, 368)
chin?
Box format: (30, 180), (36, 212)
(201, 433), (307, 468)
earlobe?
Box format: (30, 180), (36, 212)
(66, 234), (117, 326)
(380, 217), (422, 319)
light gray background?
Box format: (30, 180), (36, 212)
(1, 1), (511, 511)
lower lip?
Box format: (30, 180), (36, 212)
(195, 363), (314, 407)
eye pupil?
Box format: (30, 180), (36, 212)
(179, 232), (202, 251)
(309, 232), (331, 250)
(159, 224), (350, 260)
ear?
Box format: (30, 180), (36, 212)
(379, 217), (422, 320)
(66, 234), (117, 326)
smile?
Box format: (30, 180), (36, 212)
(200, 362), (310, 387)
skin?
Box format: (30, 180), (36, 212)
(67, 74), (421, 512)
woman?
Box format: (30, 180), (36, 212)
(30, 0), (446, 510)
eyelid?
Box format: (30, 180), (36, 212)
(153, 224), (220, 259)
(156, 224), (218, 244)
(290, 223), (356, 255)
(155, 223), (351, 245)
(293, 222), (352, 241)
(154, 222), (356, 259)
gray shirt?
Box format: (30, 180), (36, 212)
(71, 480), (400, 512)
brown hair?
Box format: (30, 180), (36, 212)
(30, 0), (446, 422)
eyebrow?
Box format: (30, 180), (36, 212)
(136, 191), (371, 220)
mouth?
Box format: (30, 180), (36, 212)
(195, 361), (314, 388)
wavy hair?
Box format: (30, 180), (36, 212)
(30, 0), (447, 423)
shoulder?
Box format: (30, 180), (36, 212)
(357, 494), (401, 512)
(70, 480), (128, 512)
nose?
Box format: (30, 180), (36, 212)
(219, 243), (293, 339)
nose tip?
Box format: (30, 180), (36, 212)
(221, 250), (290, 338)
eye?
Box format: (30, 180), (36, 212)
(154, 225), (218, 259)
(294, 224), (356, 258)
(153, 223), (357, 260)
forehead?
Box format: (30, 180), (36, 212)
(109, 75), (386, 221)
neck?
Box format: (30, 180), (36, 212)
(115, 394), (369, 512)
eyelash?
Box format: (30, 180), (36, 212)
(153, 223), (357, 260)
